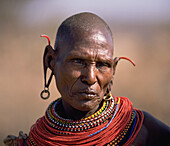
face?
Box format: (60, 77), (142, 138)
(53, 31), (114, 111)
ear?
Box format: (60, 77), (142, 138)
(113, 57), (119, 75)
(105, 57), (119, 94)
(43, 45), (55, 88)
(44, 45), (55, 71)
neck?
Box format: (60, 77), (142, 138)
(58, 99), (100, 120)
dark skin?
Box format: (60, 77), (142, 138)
(45, 13), (170, 145)
(4, 13), (169, 146)
(50, 28), (114, 120)
(47, 13), (115, 120)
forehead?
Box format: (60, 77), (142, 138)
(65, 43), (113, 63)
(59, 31), (113, 61)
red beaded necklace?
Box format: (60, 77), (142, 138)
(27, 96), (143, 146)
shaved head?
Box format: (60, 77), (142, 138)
(54, 12), (113, 55)
(49, 12), (115, 113)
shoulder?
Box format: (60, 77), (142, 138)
(134, 111), (170, 146)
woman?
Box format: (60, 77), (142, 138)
(4, 12), (170, 146)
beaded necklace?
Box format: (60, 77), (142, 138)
(45, 96), (115, 132)
(28, 96), (144, 146)
(107, 110), (137, 145)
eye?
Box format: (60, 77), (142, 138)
(71, 58), (85, 65)
(96, 61), (111, 68)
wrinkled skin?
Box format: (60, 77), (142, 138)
(53, 31), (114, 119)
(47, 33), (114, 121)
(4, 12), (170, 146)
(47, 12), (116, 120)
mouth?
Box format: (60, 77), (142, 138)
(77, 90), (98, 99)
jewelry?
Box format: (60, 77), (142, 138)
(107, 110), (136, 145)
(40, 35), (53, 100)
(103, 91), (112, 100)
(45, 96), (115, 132)
(40, 87), (50, 100)
(28, 95), (144, 146)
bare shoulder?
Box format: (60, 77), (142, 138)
(134, 111), (170, 146)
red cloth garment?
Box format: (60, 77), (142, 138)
(25, 96), (143, 146)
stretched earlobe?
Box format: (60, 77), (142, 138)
(40, 35), (54, 100)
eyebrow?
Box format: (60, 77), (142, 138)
(66, 51), (113, 63)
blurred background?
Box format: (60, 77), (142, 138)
(0, 0), (170, 145)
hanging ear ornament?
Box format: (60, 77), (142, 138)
(40, 34), (53, 100)
(40, 35), (51, 45)
(103, 81), (112, 101)
(118, 57), (136, 66)
(103, 91), (112, 101)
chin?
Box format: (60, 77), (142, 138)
(73, 102), (97, 112)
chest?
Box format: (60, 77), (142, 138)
(132, 125), (148, 146)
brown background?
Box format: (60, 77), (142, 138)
(0, 1), (170, 145)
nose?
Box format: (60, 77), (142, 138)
(81, 65), (97, 85)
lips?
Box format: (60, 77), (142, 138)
(77, 90), (98, 99)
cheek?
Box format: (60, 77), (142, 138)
(55, 64), (81, 95)
(98, 71), (113, 88)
